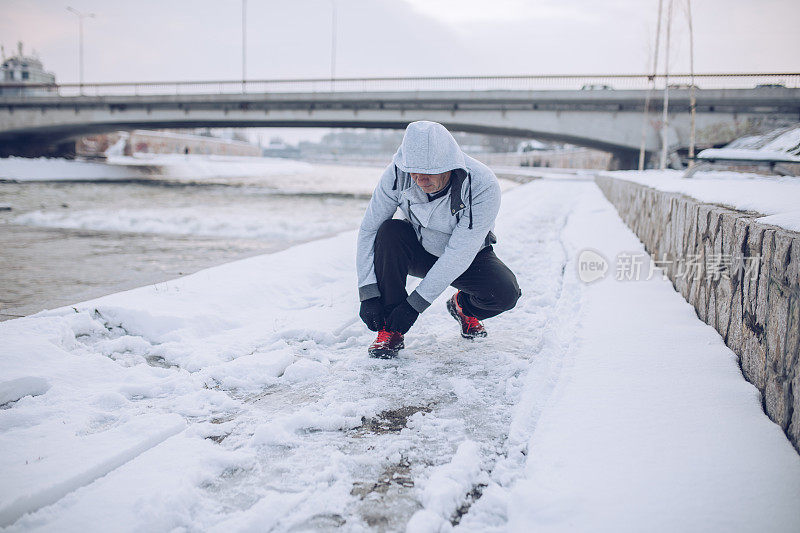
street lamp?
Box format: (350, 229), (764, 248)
(66, 6), (95, 95)
(330, 0), (337, 82)
(659, 0), (674, 170)
(242, 0), (247, 92)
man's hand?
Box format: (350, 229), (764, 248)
(386, 301), (419, 334)
(359, 297), (385, 331)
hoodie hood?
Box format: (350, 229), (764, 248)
(392, 121), (467, 175)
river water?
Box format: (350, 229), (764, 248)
(0, 162), (382, 320)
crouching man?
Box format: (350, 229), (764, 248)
(356, 121), (521, 358)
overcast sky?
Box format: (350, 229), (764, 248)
(3, 0), (797, 144)
(3, 0), (798, 83)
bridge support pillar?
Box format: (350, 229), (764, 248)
(0, 139), (77, 159)
(609, 150), (641, 171)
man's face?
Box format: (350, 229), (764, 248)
(411, 171), (451, 194)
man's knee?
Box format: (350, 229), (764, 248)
(494, 281), (521, 312)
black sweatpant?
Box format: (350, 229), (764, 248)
(374, 219), (521, 321)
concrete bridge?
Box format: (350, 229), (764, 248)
(1, 74), (798, 168)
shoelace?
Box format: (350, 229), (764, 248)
(464, 315), (481, 329)
(375, 329), (394, 344)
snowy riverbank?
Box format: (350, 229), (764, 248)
(1, 179), (799, 531)
(600, 169), (800, 232)
(0, 155), (313, 182)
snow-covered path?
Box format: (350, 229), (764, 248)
(2, 179), (799, 532)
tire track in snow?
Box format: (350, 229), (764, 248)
(0, 416), (185, 528)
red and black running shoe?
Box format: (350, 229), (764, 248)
(368, 329), (405, 359)
(447, 292), (487, 339)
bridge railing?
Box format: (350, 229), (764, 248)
(1, 73), (798, 97)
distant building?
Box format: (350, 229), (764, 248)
(478, 147), (613, 170)
(0, 42), (57, 96)
(125, 130), (262, 157)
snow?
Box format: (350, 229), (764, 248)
(696, 148), (800, 162)
(690, 125), (800, 180)
(407, 440), (485, 531)
(0, 157), (147, 181)
(0, 378), (50, 406)
(762, 127), (800, 154)
(0, 154), (312, 182)
(722, 125), (800, 156)
(755, 210), (800, 232)
(492, 166), (598, 181)
(106, 154), (314, 180)
(11, 203), (364, 242)
(507, 187), (800, 531)
(0, 413), (185, 526)
(0, 155), (518, 197)
(1, 178), (799, 530)
(599, 169), (800, 233)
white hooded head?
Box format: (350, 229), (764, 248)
(392, 121), (467, 175)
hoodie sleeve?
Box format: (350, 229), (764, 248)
(356, 164), (401, 301)
(406, 177), (501, 313)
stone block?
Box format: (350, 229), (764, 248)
(765, 282), (789, 375)
(707, 285), (717, 329)
(716, 277), (733, 340)
(765, 372), (791, 429)
(742, 225), (764, 318)
(772, 232), (794, 286)
(728, 281), (744, 346)
(790, 372), (800, 450)
(697, 204), (714, 237)
(741, 329), (767, 390)
(755, 230), (775, 326)
(787, 235), (800, 287)
(784, 296), (799, 378)
(673, 198), (686, 260)
(697, 283), (708, 323)
(732, 217), (750, 285)
(709, 208), (723, 244)
(721, 211), (737, 249)
(711, 211), (724, 259)
(661, 201), (672, 258)
(675, 266), (688, 299)
(688, 265), (701, 309)
(684, 203), (700, 258)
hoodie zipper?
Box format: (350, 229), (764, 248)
(407, 199), (423, 245)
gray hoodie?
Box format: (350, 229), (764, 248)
(357, 121), (502, 312)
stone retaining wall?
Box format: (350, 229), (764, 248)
(595, 175), (800, 453)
